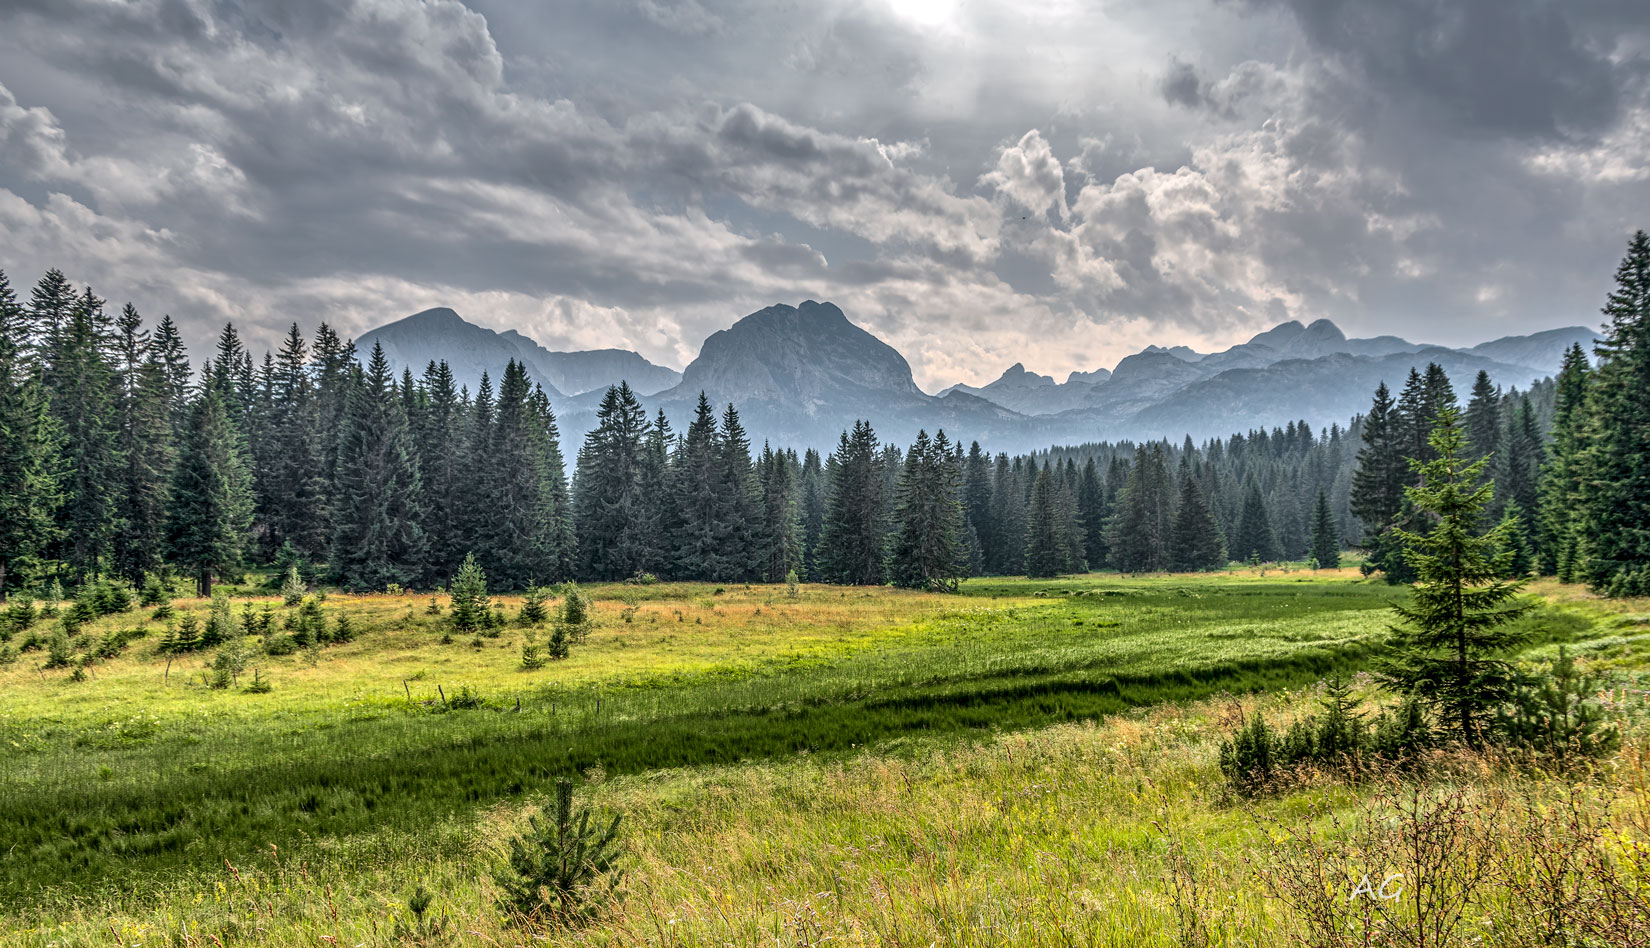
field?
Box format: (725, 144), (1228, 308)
(1, 568), (1645, 946)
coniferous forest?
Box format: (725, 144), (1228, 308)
(9, 235), (1650, 600)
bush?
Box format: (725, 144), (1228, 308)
(139, 573), (171, 607)
(1495, 647), (1620, 764)
(288, 598), (326, 647)
(559, 582), (590, 644)
(521, 630), (546, 670)
(1220, 678), (1432, 794)
(495, 778), (624, 926)
(201, 591), (237, 648)
(331, 613), (356, 644)
(3, 598), (35, 638)
(244, 668), (273, 693)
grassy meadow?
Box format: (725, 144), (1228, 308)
(2, 567), (1646, 945)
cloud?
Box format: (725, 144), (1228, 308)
(0, 0), (1646, 394)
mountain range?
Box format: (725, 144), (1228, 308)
(356, 303), (1600, 455)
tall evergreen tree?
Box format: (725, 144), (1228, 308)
(489, 360), (557, 589)
(1579, 230), (1650, 595)
(166, 386), (253, 597)
(1022, 464), (1066, 578)
(1463, 370), (1502, 472)
(1169, 474), (1225, 571)
(1077, 456), (1109, 569)
(46, 285), (122, 579)
(1107, 446), (1173, 572)
(799, 448), (826, 581)
(961, 441), (994, 575)
(1230, 474), (1282, 562)
(1538, 344), (1591, 579)
(714, 404), (761, 580)
(1309, 488), (1341, 570)
(756, 444), (802, 582)
(112, 304), (174, 582)
(988, 453), (1027, 574)
(417, 360), (466, 581)
(328, 343), (426, 591)
(816, 421), (887, 585)
(1383, 407), (1529, 747)
(1350, 381), (1408, 538)
(573, 383), (650, 580)
(889, 430), (967, 590)
(264, 324), (330, 561)
(0, 270), (63, 594)
(668, 393), (723, 581)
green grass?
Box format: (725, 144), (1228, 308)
(0, 569), (1616, 931)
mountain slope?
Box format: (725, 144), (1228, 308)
(357, 308), (680, 398)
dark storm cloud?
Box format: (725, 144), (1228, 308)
(0, 0), (1645, 387)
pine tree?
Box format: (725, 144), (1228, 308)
(112, 304), (174, 582)
(449, 552), (490, 633)
(1383, 407), (1530, 747)
(988, 453), (1026, 574)
(1580, 230), (1650, 595)
(46, 285), (123, 579)
(1022, 464), (1065, 578)
(1463, 370), (1502, 470)
(266, 324), (330, 561)
(416, 361), (466, 581)
(714, 404), (761, 581)
(667, 393), (722, 581)
(1351, 381), (1408, 538)
(633, 410), (673, 574)
(816, 421), (888, 585)
(1310, 488), (1341, 570)
(889, 430), (967, 591)
(961, 441), (994, 575)
(328, 343), (426, 591)
(490, 360), (558, 589)
(1169, 474), (1225, 571)
(756, 444), (802, 583)
(799, 448), (826, 580)
(1077, 456), (1109, 569)
(1230, 474), (1282, 563)
(166, 386), (253, 597)
(1107, 447), (1173, 573)
(1538, 344), (1591, 578)
(573, 384), (649, 580)
(0, 270), (63, 595)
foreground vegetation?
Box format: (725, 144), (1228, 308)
(2, 567), (1642, 944)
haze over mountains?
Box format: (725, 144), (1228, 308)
(357, 302), (1599, 455)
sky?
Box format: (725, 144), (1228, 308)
(1, 0), (1646, 391)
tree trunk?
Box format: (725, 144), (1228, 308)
(197, 569), (212, 599)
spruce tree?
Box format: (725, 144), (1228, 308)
(112, 304), (174, 582)
(633, 409), (673, 574)
(328, 343), (425, 591)
(266, 324), (330, 562)
(962, 441), (994, 575)
(449, 552), (490, 633)
(988, 452), (1026, 574)
(1537, 344), (1591, 578)
(1383, 407), (1530, 747)
(416, 360), (466, 581)
(490, 360), (557, 589)
(889, 430), (966, 591)
(1309, 488), (1341, 570)
(799, 448), (826, 580)
(1106, 447), (1173, 573)
(573, 384), (649, 580)
(1169, 474), (1225, 571)
(1580, 230), (1650, 595)
(0, 270), (64, 595)
(1077, 456), (1109, 569)
(1230, 475), (1282, 563)
(816, 421), (888, 585)
(1022, 464), (1065, 579)
(46, 285), (122, 579)
(714, 404), (761, 580)
(1463, 370), (1501, 469)
(1351, 382), (1408, 539)
(667, 393), (722, 581)
(166, 387), (253, 597)
(756, 444), (803, 582)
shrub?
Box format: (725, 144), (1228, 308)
(786, 569), (800, 598)
(495, 778), (624, 926)
(244, 668), (273, 693)
(139, 573), (171, 607)
(446, 684), (485, 710)
(43, 628), (73, 669)
(559, 582), (590, 644)
(288, 598), (326, 647)
(201, 591), (237, 648)
(1495, 647), (1620, 764)
(3, 598), (35, 637)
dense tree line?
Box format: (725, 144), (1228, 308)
(1348, 231), (1650, 596)
(24, 242), (1650, 597)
